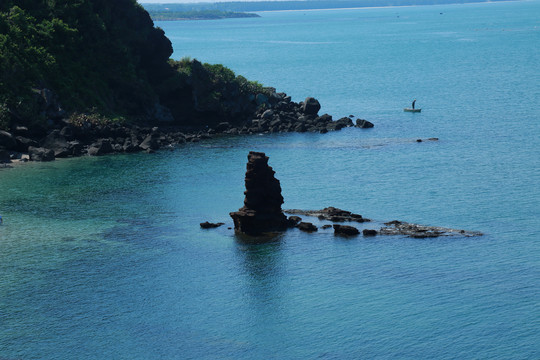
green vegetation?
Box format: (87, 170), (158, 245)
(148, 9), (260, 21)
(0, 0), (268, 132)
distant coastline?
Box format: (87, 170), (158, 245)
(142, 0), (519, 20)
(148, 10), (260, 21)
(254, 0), (521, 14)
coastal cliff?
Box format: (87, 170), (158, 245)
(0, 0), (373, 163)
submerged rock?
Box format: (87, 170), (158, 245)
(380, 220), (482, 238)
(297, 222), (318, 232)
(230, 151), (289, 236)
(285, 207), (369, 223)
(333, 224), (360, 236)
(200, 221), (225, 229)
(356, 119), (374, 128)
(285, 208), (482, 239)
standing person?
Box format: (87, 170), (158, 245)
(412, 99), (417, 109)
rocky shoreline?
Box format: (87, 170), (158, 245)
(0, 88), (373, 167)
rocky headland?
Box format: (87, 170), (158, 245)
(1, 2), (375, 168)
(0, 87), (373, 167)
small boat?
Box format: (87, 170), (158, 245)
(404, 108), (421, 113)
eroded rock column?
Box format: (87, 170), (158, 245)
(230, 151), (289, 235)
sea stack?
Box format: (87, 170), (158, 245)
(230, 151), (289, 235)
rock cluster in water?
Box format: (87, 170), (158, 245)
(379, 220), (483, 238)
(284, 208), (483, 238)
(229, 151), (290, 235)
(223, 152), (481, 238)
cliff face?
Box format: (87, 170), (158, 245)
(0, 0), (266, 132)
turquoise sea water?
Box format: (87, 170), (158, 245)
(1, 1), (539, 358)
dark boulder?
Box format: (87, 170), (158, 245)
(261, 110), (274, 120)
(230, 151), (289, 236)
(88, 139), (113, 156)
(59, 125), (75, 140)
(256, 93), (269, 106)
(297, 222), (318, 232)
(200, 221), (225, 229)
(288, 216), (302, 226)
(379, 220), (482, 238)
(336, 117), (354, 128)
(122, 138), (140, 153)
(13, 126), (29, 136)
(326, 118), (353, 131)
(28, 146), (55, 161)
(285, 207), (369, 223)
(41, 130), (70, 157)
(333, 224), (360, 236)
(302, 97), (321, 116)
(0, 130), (16, 150)
(0, 150), (11, 163)
(68, 141), (84, 156)
(15, 136), (39, 152)
(139, 133), (160, 151)
(215, 122), (231, 132)
(363, 229), (378, 236)
(356, 119), (374, 128)
(316, 114), (333, 123)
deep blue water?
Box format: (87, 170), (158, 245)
(1, 2), (539, 359)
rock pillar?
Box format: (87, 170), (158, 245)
(230, 151), (289, 235)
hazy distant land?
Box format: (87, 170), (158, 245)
(143, 0), (517, 21)
(147, 9), (260, 21)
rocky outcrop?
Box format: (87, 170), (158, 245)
(379, 220), (482, 238)
(302, 97), (321, 115)
(286, 207), (370, 223)
(230, 151), (290, 235)
(285, 208), (482, 238)
(41, 130), (70, 157)
(297, 222), (318, 232)
(356, 119), (374, 128)
(333, 224), (360, 236)
(0, 85), (377, 164)
(0, 149), (11, 163)
(87, 139), (113, 156)
(288, 216), (302, 226)
(28, 146), (55, 162)
(200, 221), (225, 229)
(0, 130), (16, 149)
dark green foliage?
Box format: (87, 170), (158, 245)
(0, 0), (174, 129)
(161, 59), (269, 126)
(0, 0), (268, 131)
